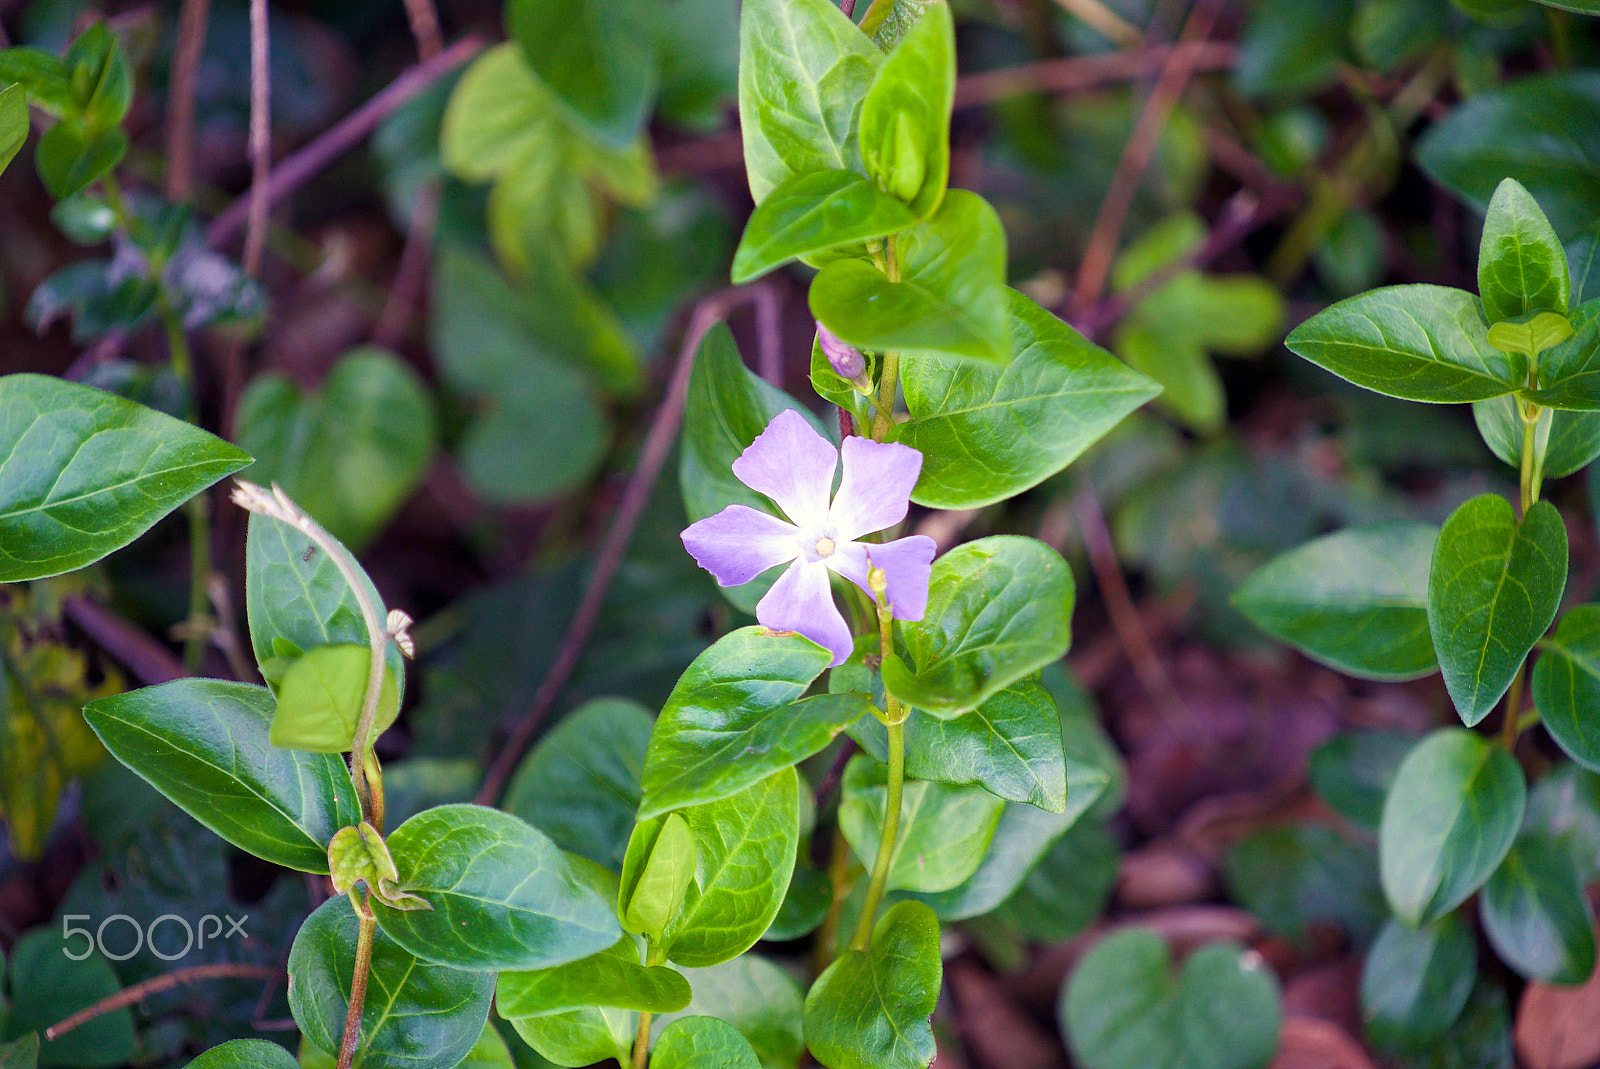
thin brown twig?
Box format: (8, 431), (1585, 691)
(46, 964), (280, 1039)
(207, 34), (483, 249)
(1071, 485), (1190, 720)
(753, 282), (783, 388)
(64, 596), (187, 685)
(399, 0), (444, 60)
(952, 41), (1233, 107)
(474, 288), (761, 806)
(1068, 0), (1224, 320)
(242, 0), (271, 280)
(163, 0), (211, 202)
(372, 180), (440, 348)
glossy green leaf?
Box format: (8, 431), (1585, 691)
(654, 955), (806, 1069)
(731, 170), (916, 283)
(185, 1041), (298, 1069)
(1234, 522), (1440, 681)
(1474, 394), (1600, 479)
(373, 804), (620, 970)
(290, 895), (493, 1069)
(913, 796), (1100, 921)
(1532, 605), (1600, 771)
(34, 120), (125, 200)
(1479, 178), (1571, 323)
(1309, 730), (1416, 830)
(1481, 832), (1597, 984)
(503, 698), (653, 869)
(618, 813), (696, 940)
(507, 1006), (633, 1068)
(679, 328), (825, 615)
(849, 679), (1080, 812)
(1222, 824), (1384, 943)
(1568, 223), (1600, 306)
(838, 755), (1005, 893)
(988, 815), (1120, 945)
(244, 509), (405, 703)
(498, 937), (692, 1017)
(63, 23), (131, 128)
(1284, 285), (1519, 403)
(234, 347), (436, 551)
(8, 928), (133, 1068)
(640, 627), (861, 818)
(1528, 299), (1600, 410)
(1379, 727), (1526, 927)
(82, 680), (358, 872)
(736, 0), (881, 203)
(1428, 495), (1566, 725)
(0, 84), (25, 177)
(1234, 0), (1351, 96)
(810, 191), (1011, 365)
(1417, 72), (1600, 239)
(1361, 913), (1477, 1053)
(804, 901), (941, 1069)
(661, 770), (800, 967)
(268, 643), (400, 753)
(653, 1017), (762, 1069)
(1525, 764), (1600, 883)
(1061, 928), (1282, 1069)
(507, 0), (657, 147)
(892, 289), (1159, 509)
(0, 374), (250, 581)
(0, 48), (72, 114)
(1487, 312), (1573, 359)
(857, 1), (953, 218)
(882, 535), (1074, 718)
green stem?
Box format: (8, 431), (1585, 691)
(336, 893), (378, 1069)
(1520, 396), (1543, 516)
(631, 940), (666, 1068)
(851, 713), (904, 951)
(1502, 662), (1526, 751)
(871, 236), (902, 441)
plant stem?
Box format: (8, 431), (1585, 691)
(337, 895), (378, 1069)
(851, 713), (903, 951)
(1502, 662), (1526, 751)
(1520, 396), (1543, 516)
(630, 939), (665, 1068)
(872, 236), (902, 441)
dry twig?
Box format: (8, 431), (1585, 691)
(46, 964), (280, 1040)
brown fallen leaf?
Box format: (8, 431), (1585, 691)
(1116, 842), (1215, 908)
(1517, 954), (1600, 1069)
(1268, 1016), (1378, 1069)
(948, 962), (1066, 1069)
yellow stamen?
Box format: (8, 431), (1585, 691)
(815, 536), (836, 558)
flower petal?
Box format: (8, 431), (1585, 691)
(757, 559), (855, 667)
(829, 535), (937, 621)
(731, 409), (837, 531)
(830, 435), (923, 542)
(681, 505), (800, 586)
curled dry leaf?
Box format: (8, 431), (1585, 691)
(1267, 1016), (1377, 1069)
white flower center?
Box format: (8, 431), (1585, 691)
(814, 536), (836, 558)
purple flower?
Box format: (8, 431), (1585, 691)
(681, 410), (936, 667)
(817, 321), (867, 382)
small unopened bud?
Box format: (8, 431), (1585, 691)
(817, 322), (868, 385)
(868, 566), (888, 598)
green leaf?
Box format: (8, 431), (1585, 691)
(1417, 71), (1600, 240)
(1474, 394), (1600, 479)
(373, 804), (620, 970)
(34, 119), (125, 200)
(0, 48), (72, 114)
(1361, 913), (1477, 1053)
(857, 1), (953, 218)
(882, 535), (1074, 718)
(1479, 178), (1571, 323)
(1379, 727), (1526, 927)
(82, 680), (359, 872)
(1061, 928), (1283, 1069)
(838, 755), (1005, 893)
(184, 1041), (299, 1069)
(504, 698), (654, 869)
(289, 895), (494, 1069)
(1532, 605), (1600, 772)
(1234, 522), (1440, 681)
(891, 288), (1159, 509)
(1568, 223), (1600, 306)
(1528, 299), (1600, 410)
(498, 937), (693, 1017)
(1487, 312), (1573, 358)
(653, 1017), (762, 1069)
(0, 1034), (36, 1069)
(736, 0), (882, 203)
(810, 191), (1011, 366)
(1222, 824), (1385, 942)
(654, 955), (804, 1069)
(804, 900), (941, 1069)
(1112, 325), (1224, 434)
(913, 796), (1101, 921)
(987, 816), (1119, 945)
(508, 1007), (634, 1068)
(0, 84), (26, 177)
(660, 770), (801, 967)
(0, 374), (251, 581)
(234, 348), (436, 551)
(63, 23), (131, 128)
(618, 813), (696, 940)
(1309, 730), (1416, 830)
(1525, 763), (1600, 883)
(640, 627), (862, 818)
(731, 170), (917, 283)
(268, 643), (400, 753)
(1428, 495), (1566, 725)
(244, 510), (405, 703)
(7, 929), (133, 1069)
(507, 0), (657, 147)
(1283, 285), (1520, 403)
(1480, 832), (1597, 984)
(1234, 0), (1351, 96)
(849, 679), (1081, 812)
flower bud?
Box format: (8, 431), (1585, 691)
(816, 321), (867, 383)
